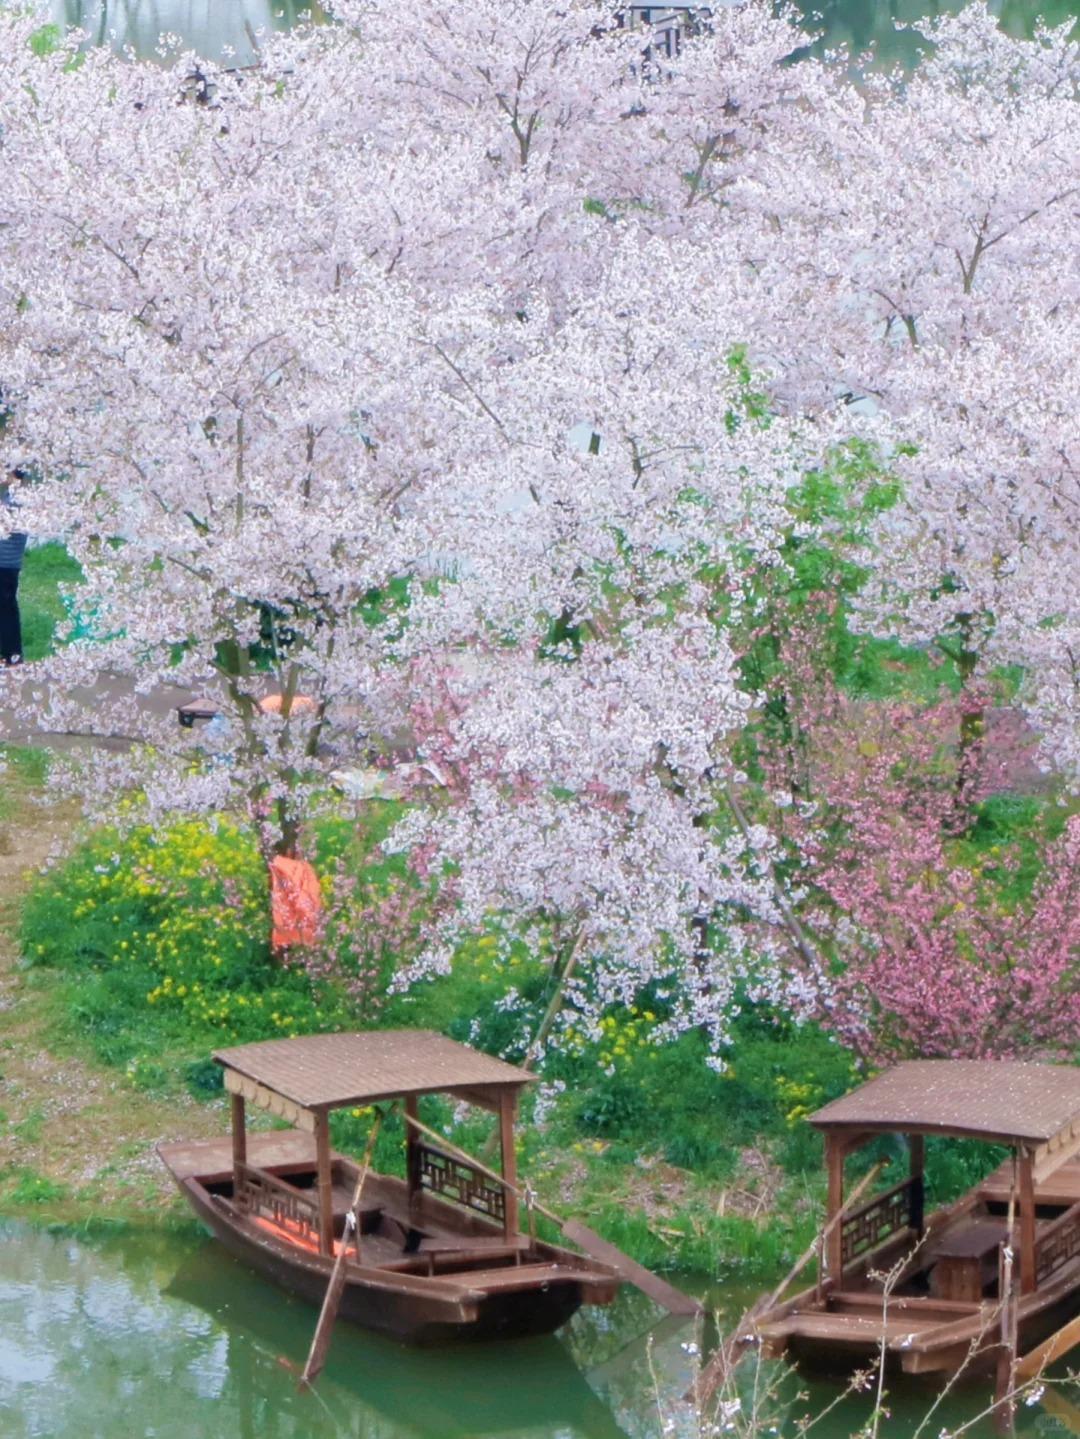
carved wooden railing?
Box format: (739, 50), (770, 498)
(416, 1141), (506, 1226)
(840, 1176), (919, 1267)
(1035, 1199), (1080, 1287)
(233, 1161), (320, 1242)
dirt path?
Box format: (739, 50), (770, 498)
(0, 771), (225, 1223)
(0, 668), (194, 752)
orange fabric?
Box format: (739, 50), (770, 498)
(259, 692), (317, 715)
(251, 1212), (344, 1256)
(269, 855), (323, 949)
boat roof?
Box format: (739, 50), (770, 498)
(810, 1060), (1080, 1145)
(214, 1030), (535, 1113)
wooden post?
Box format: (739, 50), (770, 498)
(500, 1090), (519, 1241)
(314, 1110), (334, 1257)
(405, 1095), (421, 1216)
(824, 1132), (845, 1283)
(909, 1133), (925, 1236)
(1019, 1147), (1037, 1295)
(231, 1091), (246, 1184)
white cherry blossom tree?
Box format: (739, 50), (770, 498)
(0, 5), (834, 1045)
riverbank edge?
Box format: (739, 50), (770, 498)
(0, 745), (819, 1284)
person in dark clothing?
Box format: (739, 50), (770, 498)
(0, 481), (28, 667)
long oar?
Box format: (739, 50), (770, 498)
(402, 1109), (702, 1318)
(693, 1158), (888, 1404)
(299, 1107), (384, 1391)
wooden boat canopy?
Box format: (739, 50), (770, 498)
(811, 1060), (1080, 1148)
(160, 1031), (623, 1344)
(209, 1030), (539, 1270)
(803, 1059), (1080, 1319)
(214, 1029), (535, 1122)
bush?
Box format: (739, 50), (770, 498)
(6, 1168), (69, 1205)
(20, 818), (348, 1073)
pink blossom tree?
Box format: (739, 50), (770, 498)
(730, 5), (1080, 777)
(772, 689), (1080, 1061)
(3, 0), (1077, 1060)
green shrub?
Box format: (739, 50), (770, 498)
(183, 1057), (225, 1098)
(528, 1007), (859, 1184)
(6, 1168), (69, 1205)
(21, 818), (347, 1073)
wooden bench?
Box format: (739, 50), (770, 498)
(450, 1264), (578, 1294)
(379, 1234), (532, 1275)
(759, 1310), (936, 1344)
(828, 1289), (978, 1318)
(328, 1188), (383, 1238)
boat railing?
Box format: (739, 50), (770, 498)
(416, 1140), (507, 1226)
(1034, 1197), (1080, 1287)
(233, 1160), (320, 1243)
(841, 1175), (919, 1268)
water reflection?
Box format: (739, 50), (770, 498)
(171, 1240), (643, 1439)
(51, 0), (323, 64)
(0, 1222), (1074, 1438)
(792, 0), (1080, 64)
(52, 0), (1080, 65)
(0, 1222), (665, 1438)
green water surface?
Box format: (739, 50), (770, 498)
(50, 0), (1080, 66)
(1, 1220), (1071, 1438)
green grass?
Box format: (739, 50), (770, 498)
(18, 542), (81, 661)
(0, 744), (49, 787)
(0, 744), (49, 829)
(3, 1167), (70, 1206)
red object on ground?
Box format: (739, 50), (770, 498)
(270, 855), (323, 949)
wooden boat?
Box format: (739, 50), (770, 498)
(752, 1060), (1080, 1376)
(158, 1030), (621, 1345)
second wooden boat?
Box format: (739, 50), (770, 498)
(751, 1059), (1080, 1376)
(158, 1030), (621, 1345)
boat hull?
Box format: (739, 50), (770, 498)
(171, 1172), (610, 1346)
(757, 1277), (1080, 1378)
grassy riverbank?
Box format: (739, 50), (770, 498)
(0, 742), (825, 1272)
(1, 743), (1015, 1287)
(0, 748), (225, 1226)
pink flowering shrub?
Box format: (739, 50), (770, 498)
(777, 694), (1080, 1062)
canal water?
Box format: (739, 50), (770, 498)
(50, 0), (1080, 67)
(0, 1219), (1065, 1438)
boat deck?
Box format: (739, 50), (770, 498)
(979, 1156), (1080, 1208)
(759, 1309), (948, 1346)
(159, 1131), (315, 1183)
(160, 1132), (543, 1274)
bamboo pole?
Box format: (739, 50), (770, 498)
(994, 1178), (1018, 1436)
(299, 1109), (384, 1391)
